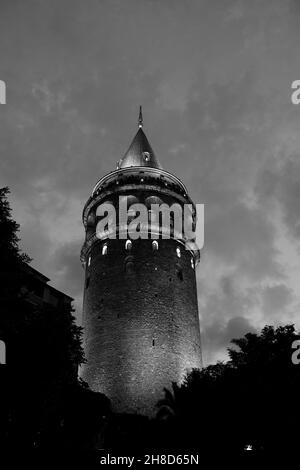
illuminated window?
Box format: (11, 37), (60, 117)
(191, 258), (194, 269)
(102, 244), (108, 255)
(143, 151), (150, 161)
(152, 240), (158, 251)
(125, 240), (132, 251)
(176, 247), (181, 258)
(88, 256), (91, 266)
(0, 340), (6, 365)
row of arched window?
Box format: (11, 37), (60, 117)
(87, 243), (195, 268)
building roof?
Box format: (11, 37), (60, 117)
(118, 107), (162, 169)
(21, 262), (50, 283)
(21, 262), (74, 303)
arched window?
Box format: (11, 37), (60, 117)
(87, 211), (95, 227)
(125, 240), (132, 251)
(119, 195), (138, 208)
(176, 247), (181, 258)
(0, 340), (6, 365)
(145, 195), (162, 208)
(125, 260), (134, 274)
(102, 244), (108, 255)
(143, 151), (150, 162)
(152, 240), (158, 251)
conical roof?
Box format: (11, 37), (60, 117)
(118, 107), (162, 169)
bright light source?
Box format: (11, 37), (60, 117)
(244, 444), (253, 451)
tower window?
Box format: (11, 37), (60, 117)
(125, 240), (132, 251)
(143, 151), (150, 161)
(88, 256), (91, 267)
(125, 260), (134, 274)
(191, 258), (194, 269)
(176, 247), (181, 258)
(152, 339), (155, 346)
(102, 244), (108, 255)
(176, 269), (183, 282)
(86, 277), (90, 289)
(152, 240), (158, 251)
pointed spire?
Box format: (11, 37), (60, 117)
(118, 108), (162, 169)
(138, 105), (143, 128)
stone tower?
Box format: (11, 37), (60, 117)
(80, 109), (202, 416)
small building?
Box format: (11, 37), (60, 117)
(20, 263), (73, 309)
(0, 263), (73, 367)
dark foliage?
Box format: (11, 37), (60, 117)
(0, 187), (110, 458)
(156, 324), (300, 456)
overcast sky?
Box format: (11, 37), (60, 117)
(0, 0), (300, 364)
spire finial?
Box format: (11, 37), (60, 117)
(138, 105), (143, 128)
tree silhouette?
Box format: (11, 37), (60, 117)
(158, 324), (300, 455)
(0, 187), (110, 458)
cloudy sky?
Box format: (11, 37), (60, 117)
(0, 0), (300, 364)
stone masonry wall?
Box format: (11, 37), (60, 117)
(81, 237), (201, 416)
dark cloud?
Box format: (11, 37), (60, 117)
(51, 240), (85, 319)
(255, 154), (300, 241)
(205, 202), (282, 281)
(262, 284), (294, 318)
(51, 241), (84, 296)
(202, 316), (257, 364)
